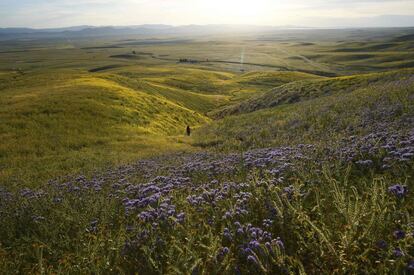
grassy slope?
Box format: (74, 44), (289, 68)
(214, 69), (414, 117)
(233, 71), (321, 87)
(284, 31), (414, 74)
(1, 64), (319, 187)
(194, 69), (414, 150)
(102, 73), (229, 114)
(0, 71), (209, 187)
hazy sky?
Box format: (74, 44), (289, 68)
(1, 0), (414, 28)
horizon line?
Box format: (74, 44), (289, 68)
(2, 24), (414, 30)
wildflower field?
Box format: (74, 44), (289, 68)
(0, 29), (414, 274)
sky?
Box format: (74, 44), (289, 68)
(1, 0), (414, 28)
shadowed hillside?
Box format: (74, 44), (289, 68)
(195, 69), (414, 150)
(214, 69), (414, 117)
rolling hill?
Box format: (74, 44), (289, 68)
(213, 68), (414, 118)
(0, 71), (210, 186)
(196, 68), (414, 150)
(0, 62), (321, 186)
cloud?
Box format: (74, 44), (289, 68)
(1, 0), (414, 28)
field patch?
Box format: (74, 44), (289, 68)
(110, 54), (143, 60)
(89, 64), (126, 72)
(81, 45), (123, 49)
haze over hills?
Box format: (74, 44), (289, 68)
(1, 23), (414, 40)
(0, 25), (304, 40)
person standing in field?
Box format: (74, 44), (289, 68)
(186, 126), (191, 136)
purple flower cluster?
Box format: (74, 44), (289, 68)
(243, 146), (307, 169)
(339, 129), (414, 169)
(221, 221), (284, 267)
(376, 240), (388, 250)
(187, 181), (250, 210)
(408, 259), (414, 270)
(216, 247), (230, 262)
(20, 188), (46, 199)
(120, 176), (191, 213)
(388, 184), (408, 199)
(393, 230), (406, 240)
(138, 199), (185, 226)
(394, 247), (404, 257)
(86, 219), (99, 233)
(0, 187), (12, 203)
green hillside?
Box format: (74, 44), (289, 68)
(195, 69), (414, 150)
(0, 60), (328, 187)
(214, 69), (414, 117)
(0, 71), (211, 186)
(233, 71), (322, 86)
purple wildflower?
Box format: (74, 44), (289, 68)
(176, 212), (185, 223)
(408, 260), (414, 270)
(272, 237), (284, 250)
(394, 247), (404, 257)
(223, 228), (232, 242)
(388, 184), (408, 198)
(394, 230), (406, 240)
(283, 186), (294, 198)
(262, 219), (273, 228)
(376, 240), (388, 250)
(216, 247), (230, 261)
(247, 255), (260, 266)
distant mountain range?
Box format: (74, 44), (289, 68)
(0, 24), (316, 39)
(0, 25), (94, 34)
(1, 22), (414, 40)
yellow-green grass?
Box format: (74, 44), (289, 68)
(104, 66), (322, 114)
(102, 68), (233, 114)
(0, 67), (325, 187)
(0, 72), (209, 187)
(233, 71), (322, 86)
(2, 61), (319, 188)
(145, 66), (235, 94)
(106, 76), (230, 114)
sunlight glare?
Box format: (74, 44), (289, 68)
(198, 0), (269, 23)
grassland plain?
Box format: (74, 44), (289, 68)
(0, 29), (414, 274)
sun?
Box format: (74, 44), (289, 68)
(220, 0), (263, 16)
(197, 0), (269, 23)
